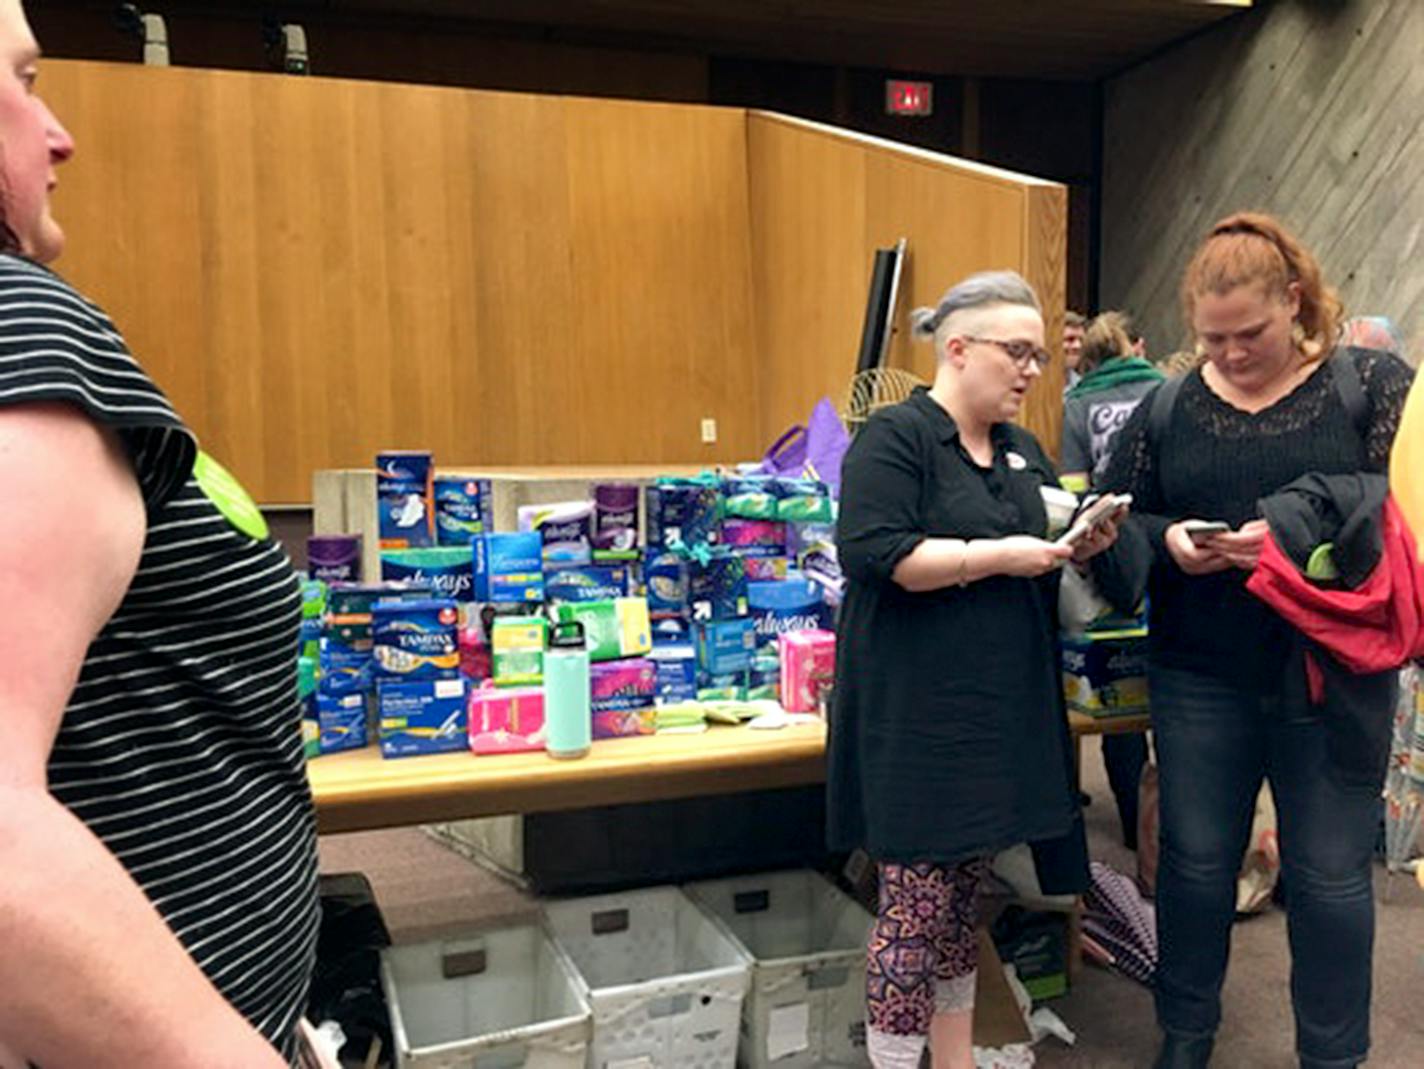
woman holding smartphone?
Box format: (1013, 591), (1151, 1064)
(828, 270), (1133, 1069)
(1101, 213), (1414, 1069)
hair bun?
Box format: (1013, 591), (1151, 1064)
(909, 306), (939, 339)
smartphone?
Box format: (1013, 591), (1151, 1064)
(1057, 493), (1132, 546)
(1182, 520), (1231, 546)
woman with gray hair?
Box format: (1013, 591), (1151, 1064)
(829, 270), (1131, 1068)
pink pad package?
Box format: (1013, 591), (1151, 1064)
(468, 685), (546, 755)
(778, 629), (836, 713)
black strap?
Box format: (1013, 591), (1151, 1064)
(1145, 374), (1186, 458)
(1146, 349), (1371, 459)
(1332, 346), (1370, 441)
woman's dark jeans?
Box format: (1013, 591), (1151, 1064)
(1150, 664), (1378, 1069)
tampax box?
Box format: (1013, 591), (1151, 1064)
(378, 677), (468, 758)
(543, 564), (632, 605)
(371, 599), (461, 681)
(434, 476), (493, 546)
(473, 532), (546, 603)
(589, 658), (657, 714)
(468, 685), (546, 755)
(317, 692), (367, 754)
(778, 629), (836, 713)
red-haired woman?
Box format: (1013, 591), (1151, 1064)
(1102, 213), (1414, 1069)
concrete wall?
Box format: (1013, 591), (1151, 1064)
(1100, 0), (1424, 364)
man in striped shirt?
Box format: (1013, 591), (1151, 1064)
(0, 3), (319, 1065)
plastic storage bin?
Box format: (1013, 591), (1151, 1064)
(543, 886), (751, 1069)
(380, 921), (591, 1069)
(684, 870), (874, 1068)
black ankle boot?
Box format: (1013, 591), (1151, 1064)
(1152, 1034), (1214, 1069)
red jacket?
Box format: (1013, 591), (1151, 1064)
(1248, 495), (1424, 674)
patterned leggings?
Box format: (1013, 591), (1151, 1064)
(866, 859), (989, 1037)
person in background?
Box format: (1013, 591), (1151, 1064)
(0, 2), (318, 1065)
(1128, 320), (1150, 360)
(1063, 309), (1087, 391)
(1158, 348), (1205, 378)
(829, 271), (1133, 1069)
(1059, 311), (1164, 849)
(1061, 311), (1166, 489)
(1100, 212), (1414, 1069)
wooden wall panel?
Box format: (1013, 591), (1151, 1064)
(39, 61), (1062, 501)
(747, 113), (1068, 457)
(562, 100), (759, 464)
(1101, 0), (1424, 366)
(1020, 184), (1069, 452)
(746, 115), (867, 448)
(41, 61), (756, 501)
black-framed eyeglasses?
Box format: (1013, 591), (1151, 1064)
(961, 335), (1052, 370)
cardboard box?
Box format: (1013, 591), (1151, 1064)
(552, 597), (652, 662)
(378, 677), (468, 757)
(778, 629), (836, 713)
(1062, 628), (1149, 717)
(696, 617), (755, 677)
(491, 616), (547, 686)
(473, 532), (545, 603)
(990, 906), (1071, 1002)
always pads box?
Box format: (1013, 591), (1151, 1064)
(378, 677), (468, 758)
(473, 532), (545, 603)
(468, 685), (546, 755)
(1061, 629), (1149, 717)
(778, 629), (835, 714)
(376, 450), (434, 548)
(552, 597), (652, 663)
(517, 500), (595, 570)
(380, 546), (476, 602)
(748, 573), (832, 651)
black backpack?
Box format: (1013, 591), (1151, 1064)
(1146, 347), (1369, 454)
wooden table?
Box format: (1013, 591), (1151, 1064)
(1067, 710), (1152, 783)
(309, 712), (1152, 835)
(309, 720), (828, 834)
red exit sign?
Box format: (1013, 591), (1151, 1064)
(885, 79), (933, 116)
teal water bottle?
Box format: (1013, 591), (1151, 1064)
(544, 621), (591, 759)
